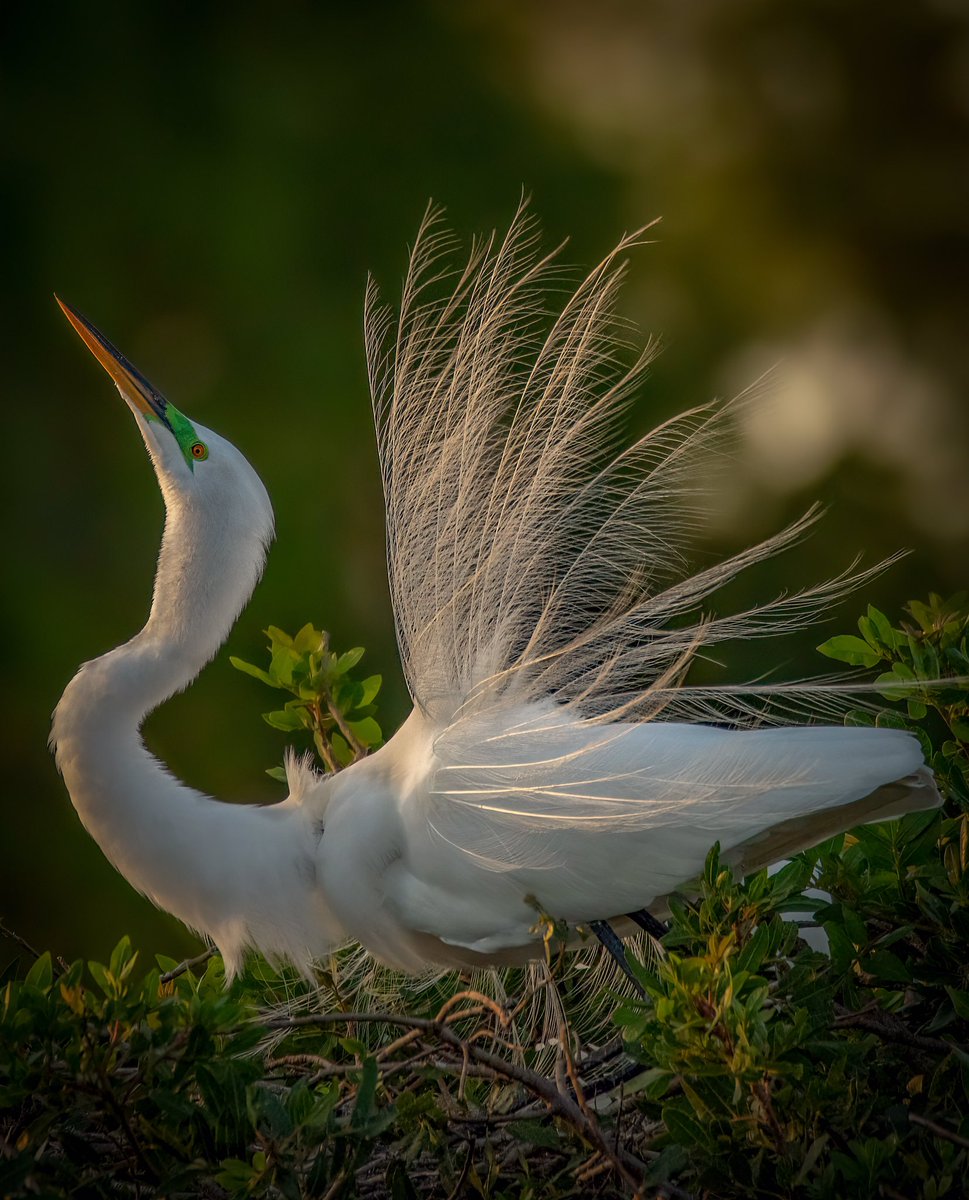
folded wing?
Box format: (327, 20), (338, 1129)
(418, 704), (932, 922)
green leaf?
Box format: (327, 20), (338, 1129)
(875, 710), (909, 731)
(24, 952), (53, 991)
(867, 606), (898, 650)
(841, 906), (868, 947)
(109, 936), (136, 982)
(357, 674), (382, 707)
(265, 625), (295, 648)
(263, 708), (306, 732)
(794, 1135), (830, 1187)
(662, 1098), (710, 1148)
(817, 635), (881, 668)
(875, 667), (914, 701)
(824, 921), (856, 972)
(87, 960), (114, 996)
(335, 647), (365, 675)
(735, 922), (772, 973)
(387, 1160), (420, 1200)
(862, 950), (912, 983)
(229, 657), (277, 687)
(644, 1144), (691, 1187)
(266, 766), (289, 782)
(945, 644), (969, 673)
(703, 843), (722, 887)
(269, 643), (303, 688)
(332, 677), (362, 711)
(330, 733), (354, 767)
(907, 634), (940, 681)
(950, 717), (969, 742)
(906, 600), (936, 633)
(945, 986), (969, 1019)
(858, 615), (882, 651)
(633, 1067), (675, 1102)
(294, 623), (324, 654)
(769, 856), (815, 901)
(347, 716), (382, 747)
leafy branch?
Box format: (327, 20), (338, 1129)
(231, 624), (383, 777)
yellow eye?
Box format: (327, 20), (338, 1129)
(191, 442), (208, 461)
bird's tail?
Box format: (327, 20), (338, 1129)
(724, 765), (940, 875)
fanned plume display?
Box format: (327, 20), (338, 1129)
(365, 202), (894, 737)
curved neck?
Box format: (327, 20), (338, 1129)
(50, 486), (342, 973)
(54, 481), (269, 757)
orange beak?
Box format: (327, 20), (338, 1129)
(56, 296), (172, 430)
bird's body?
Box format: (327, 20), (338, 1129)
(52, 206), (940, 979)
(317, 708), (932, 973)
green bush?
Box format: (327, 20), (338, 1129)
(2, 598), (967, 1198)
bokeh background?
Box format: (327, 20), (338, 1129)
(3, 0), (967, 968)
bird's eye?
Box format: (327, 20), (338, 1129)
(191, 442), (208, 461)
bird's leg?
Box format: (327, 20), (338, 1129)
(626, 908), (668, 940)
(588, 920), (647, 999)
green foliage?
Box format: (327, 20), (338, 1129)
(231, 624), (383, 776)
(818, 595), (969, 807)
(0, 942), (617, 1198)
(0, 944), (405, 1197)
(4, 596), (968, 1197)
(609, 594), (969, 1197)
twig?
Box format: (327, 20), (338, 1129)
(323, 693), (367, 758)
(86, 1032), (156, 1180)
(435, 988), (510, 1026)
(266, 1052), (338, 1071)
(160, 947), (216, 983)
(833, 1003), (959, 1055)
(310, 709), (341, 775)
(320, 1168), (349, 1200)
(444, 1140), (474, 1200)
(267, 1009), (648, 1191)
(0, 918), (41, 961)
(909, 1112), (969, 1150)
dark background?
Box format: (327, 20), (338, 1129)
(3, 0), (967, 966)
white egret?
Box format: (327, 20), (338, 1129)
(52, 206), (939, 983)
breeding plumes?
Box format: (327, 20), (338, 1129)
(51, 204), (939, 990)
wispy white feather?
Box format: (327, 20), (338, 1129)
(366, 201), (894, 733)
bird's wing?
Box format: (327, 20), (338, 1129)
(366, 203), (893, 732)
(414, 702), (929, 917)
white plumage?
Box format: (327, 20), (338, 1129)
(52, 204), (939, 979)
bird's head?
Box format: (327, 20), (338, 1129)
(57, 296), (275, 656)
(56, 298), (272, 538)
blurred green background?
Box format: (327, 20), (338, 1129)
(3, 0), (967, 968)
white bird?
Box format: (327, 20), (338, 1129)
(52, 205), (939, 983)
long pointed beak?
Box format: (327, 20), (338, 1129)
(56, 296), (173, 431)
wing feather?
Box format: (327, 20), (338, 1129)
(416, 705), (927, 921)
(366, 207), (938, 926)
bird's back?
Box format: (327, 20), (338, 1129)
(349, 204), (943, 965)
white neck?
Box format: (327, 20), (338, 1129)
(51, 449), (343, 974)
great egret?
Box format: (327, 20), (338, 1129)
(52, 206), (939, 982)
